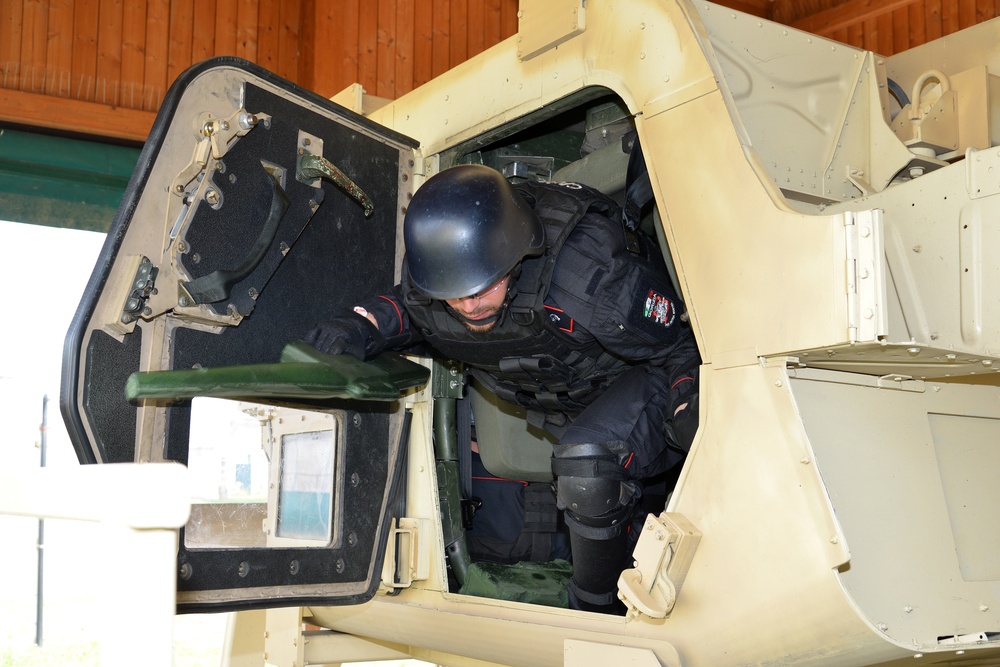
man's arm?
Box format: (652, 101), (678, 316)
(351, 285), (410, 336)
(304, 285), (421, 359)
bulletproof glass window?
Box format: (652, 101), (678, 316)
(185, 397), (341, 550)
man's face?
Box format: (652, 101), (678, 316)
(444, 275), (510, 332)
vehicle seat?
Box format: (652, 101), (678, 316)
(462, 380), (571, 609)
(468, 379), (555, 482)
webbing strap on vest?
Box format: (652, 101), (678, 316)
(497, 356), (574, 389)
(471, 369), (600, 430)
(509, 181), (616, 322)
(551, 456), (630, 481)
(509, 219), (575, 322)
(520, 483), (558, 562)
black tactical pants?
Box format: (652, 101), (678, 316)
(550, 363), (696, 613)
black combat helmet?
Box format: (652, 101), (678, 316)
(403, 164), (545, 300)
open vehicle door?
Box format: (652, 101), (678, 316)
(60, 57), (427, 611)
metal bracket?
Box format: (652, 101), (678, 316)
(169, 109), (264, 199)
(500, 157), (554, 182)
(890, 89), (960, 156)
(966, 145), (1000, 199)
(381, 517), (429, 590)
(876, 373), (923, 391)
(431, 359), (464, 399)
(618, 512), (701, 620)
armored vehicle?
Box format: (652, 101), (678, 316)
(62, 0), (1000, 664)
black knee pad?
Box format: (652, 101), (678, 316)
(552, 443), (641, 615)
(552, 442), (635, 521)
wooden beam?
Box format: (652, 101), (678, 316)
(96, 0), (124, 106)
(413, 0), (433, 87)
(214, 0), (238, 56)
(257, 0), (279, 71)
(144, 0), (170, 111)
(73, 0), (100, 102)
(792, 0), (921, 36)
(0, 88), (154, 143)
(908, 2), (926, 47)
(467, 0), (485, 58)
(359, 0), (378, 93)
(46, 0), (75, 98)
(21, 0), (48, 94)
(235, 0), (259, 63)
(769, 0), (848, 25)
(276, 0), (301, 83)
(500, 0), (517, 36)
(0, 1), (25, 83)
(376, 0), (396, 98)
(192, 0), (218, 63)
(120, 0), (147, 107)
(395, 0), (415, 97)
(925, 0), (943, 40)
(714, 0), (771, 18)
(484, 0), (501, 47)
(892, 3), (909, 54)
(451, 0), (468, 69)
(432, 0), (451, 79)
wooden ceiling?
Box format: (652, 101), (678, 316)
(0, 0), (998, 145)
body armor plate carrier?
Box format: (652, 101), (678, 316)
(402, 181), (633, 425)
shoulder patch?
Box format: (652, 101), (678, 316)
(642, 289), (676, 328)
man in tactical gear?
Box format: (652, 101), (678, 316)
(305, 164), (700, 614)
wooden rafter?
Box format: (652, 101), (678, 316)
(0, 88), (154, 143)
(1, 0), (997, 143)
(714, 0), (772, 17)
(770, 0), (849, 24)
(782, 0), (923, 36)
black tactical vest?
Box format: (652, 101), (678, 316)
(402, 181), (633, 422)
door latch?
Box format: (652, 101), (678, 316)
(119, 256), (158, 326)
(618, 512), (701, 619)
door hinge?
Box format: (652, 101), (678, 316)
(617, 512), (701, 620)
(844, 209), (887, 344)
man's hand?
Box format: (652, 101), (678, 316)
(304, 312), (387, 360)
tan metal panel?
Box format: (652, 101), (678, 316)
(516, 0), (585, 61)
